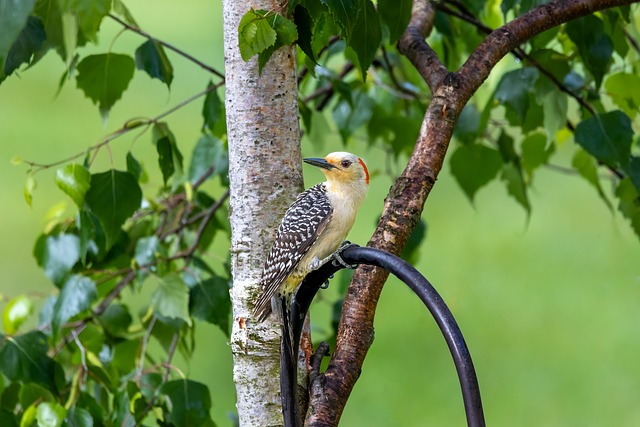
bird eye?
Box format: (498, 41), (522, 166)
(341, 159), (352, 168)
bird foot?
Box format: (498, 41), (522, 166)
(331, 241), (359, 269)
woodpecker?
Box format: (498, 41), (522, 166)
(252, 152), (369, 323)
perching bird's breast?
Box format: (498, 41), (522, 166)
(294, 185), (364, 276)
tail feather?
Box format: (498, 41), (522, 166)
(252, 293), (274, 323)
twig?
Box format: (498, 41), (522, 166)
(380, 47), (422, 100)
(24, 83), (221, 172)
(297, 36), (341, 83)
(309, 342), (330, 383)
(108, 13), (225, 81)
(138, 315), (158, 374)
(168, 189), (230, 260)
(163, 332), (180, 382)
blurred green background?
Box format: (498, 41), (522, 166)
(1, 1), (639, 426)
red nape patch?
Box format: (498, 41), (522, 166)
(358, 157), (370, 184)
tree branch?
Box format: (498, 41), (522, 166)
(458, 0), (638, 97)
(397, 0), (445, 92)
(306, 0), (639, 425)
(435, 1), (597, 116)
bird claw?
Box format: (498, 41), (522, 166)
(331, 241), (359, 269)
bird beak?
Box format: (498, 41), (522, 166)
(303, 157), (336, 170)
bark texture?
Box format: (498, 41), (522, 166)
(221, 0), (301, 425)
(305, 0), (639, 425)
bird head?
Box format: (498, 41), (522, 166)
(303, 152), (369, 186)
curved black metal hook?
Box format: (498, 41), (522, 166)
(283, 244), (486, 427)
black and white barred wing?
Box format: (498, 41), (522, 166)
(252, 184), (332, 321)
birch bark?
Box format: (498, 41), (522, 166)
(221, 0), (301, 425)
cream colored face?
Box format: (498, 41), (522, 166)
(322, 152), (369, 184)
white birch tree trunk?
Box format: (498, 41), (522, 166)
(221, 0), (302, 425)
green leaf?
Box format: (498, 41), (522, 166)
(98, 304), (132, 338)
(135, 39), (173, 88)
(76, 210), (95, 264)
(32, 0), (64, 58)
(51, 275), (97, 339)
(76, 53), (135, 119)
(321, 0), (359, 42)
(541, 90), (568, 141)
(111, 389), (135, 427)
(153, 122), (183, 187)
(189, 276), (231, 336)
(311, 11), (339, 56)
(450, 143), (502, 203)
(33, 233), (81, 286)
(615, 178), (640, 239)
(60, 11), (77, 67)
(24, 175), (36, 207)
(64, 0), (110, 42)
(0, 0), (36, 66)
(347, 0), (381, 78)
(0, 331), (64, 393)
(134, 235), (159, 266)
(19, 383), (55, 409)
(160, 379), (213, 427)
(55, 163), (91, 208)
(453, 104), (480, 144)
(0, 409), (17, 427)
(257, 11), (298, 73)
(521, 132), (554, 181)
(629, 157), (640, 194)
(574, 110), (633, 169)
(202, 84), (226, 137)
(84, 170), (142, 250)
(495, 67), (539, 122)
(267, 11), (298, 46)
(2, 295), (33, 334)
(572, 148), (611, 209)
(294, 5), (315, 62)
(565, 15), (613, 89)
(151, 274), (191, 325)
(188, 134), (228, 185)
(496, 130), (518, 163)
(605, 72), (640, 118)
(126, 151), (144, 182)
(112, 0), (137, 26)
(3, 16), (45, 76)
(64, 407), (93, 427)
(501, 163), (530, 213)
(238, 8), (277, 61)
(378, 0), (411, 43)
(36, 401), (66, 427)
(75, 393), (105, 426)
(333, 90), (374, 143)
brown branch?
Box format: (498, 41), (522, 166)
(306, 0), (640, 425)
(435, 1), (597, 116)
(457, 0), (638, 96)
(397, 0), (446, 92)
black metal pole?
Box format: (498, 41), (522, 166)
(284, 245), (486, 427)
